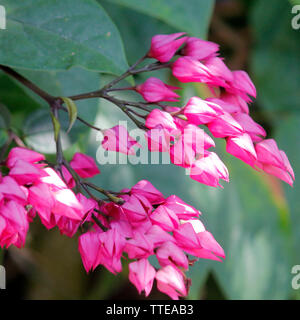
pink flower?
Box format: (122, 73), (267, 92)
(122, 194), (149, 225)
(102, 125), (141, 155)
(78, 231), (101, 272)
(9, 159), (46, 185)
(60, 165), (76, 189)
(190, 152), (229, 187)
(150, 204), (180, 232)
(96, 228), (126, 274)
(255, 139), (294, 185)
(207, 112), (244, 138)
(255, 139), (286, 169)
(28, 183), (56, 229)
(182, 37), (219, 60)
(70, 152), (100, 178)
(229, 70), (256, 99)
(174, 222), (225, 261)
(156, 265), (187, 300)
(0, 200), (29, 248)
(145, 225), (175, 247)
(145, 109), (177, 131)
(233, 113), (266, 142)
(163, 195), (200, 220)
(146, 125), (171, 152)
(226, 133), (257, 167)
(131, 180), (165, 205)
(38, 168), (84, 221)
(156, 241), (189, 270)
(51, 188), (84, 220)
(56, 216), (81, 238)
(172, 56), (212, 83)
(204, 57), (233, 85)
(0, 176), (27, 204)
(125, 232), (154, 259)
(6, 147), (45, 168)
(170, 124), (215, 168)
(220, 92), (249, 114)
(206, 97), (241, 114)
(129, 259), (156, 297)
(148, 32), (187, 62)
(136, 77), (181, 102)
(57, 194), (97, 237)
(183, 97), (224, 125)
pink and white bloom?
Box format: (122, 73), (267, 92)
(129, 259), (156, 297)
(183, 97), (224, 125)
(156, 265), (187, 300)
(190, 152), (229, 187)
(226, 133), (257, 167)
(174, 222), (225, 261)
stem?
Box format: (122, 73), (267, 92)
(100, 54), (148, 92)
(91, 214), (108, 231)
(53, 105), (63, 167)
(84, 181), (124, 205)
(106, 87), (134, 92)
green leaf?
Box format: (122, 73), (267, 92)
(275, 115), (300, 263)
(101, 1), (177, 65)
(251, 0), (300, 113)
(104, 0), (215, 38)
(0, 103), (11, 129)
(0, 129), (8, 148)
(50, 113), (61, 142)
(0, 0), (128, 74)
(61, 97), (78, 133)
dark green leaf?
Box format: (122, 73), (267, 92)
(104, 0), (215, 38)
(0, 0), (128, 74)
(251, 0), (300, 113)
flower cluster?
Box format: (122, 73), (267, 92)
(0, 147), (100, 246)
(102, 33), (294, 187)
(0, 146), (223, 299)
(0, 32), (295, 301)
(79, 180), (224, 299)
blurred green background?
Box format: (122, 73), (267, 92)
(0, 0), (299, 299)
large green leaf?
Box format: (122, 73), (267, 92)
(0, 0), (128, 74)
(104, 0), (215, 38)
(275, 115), (300, 264)
(101, 1), (177, 64)
(251, 0), (300, 113)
